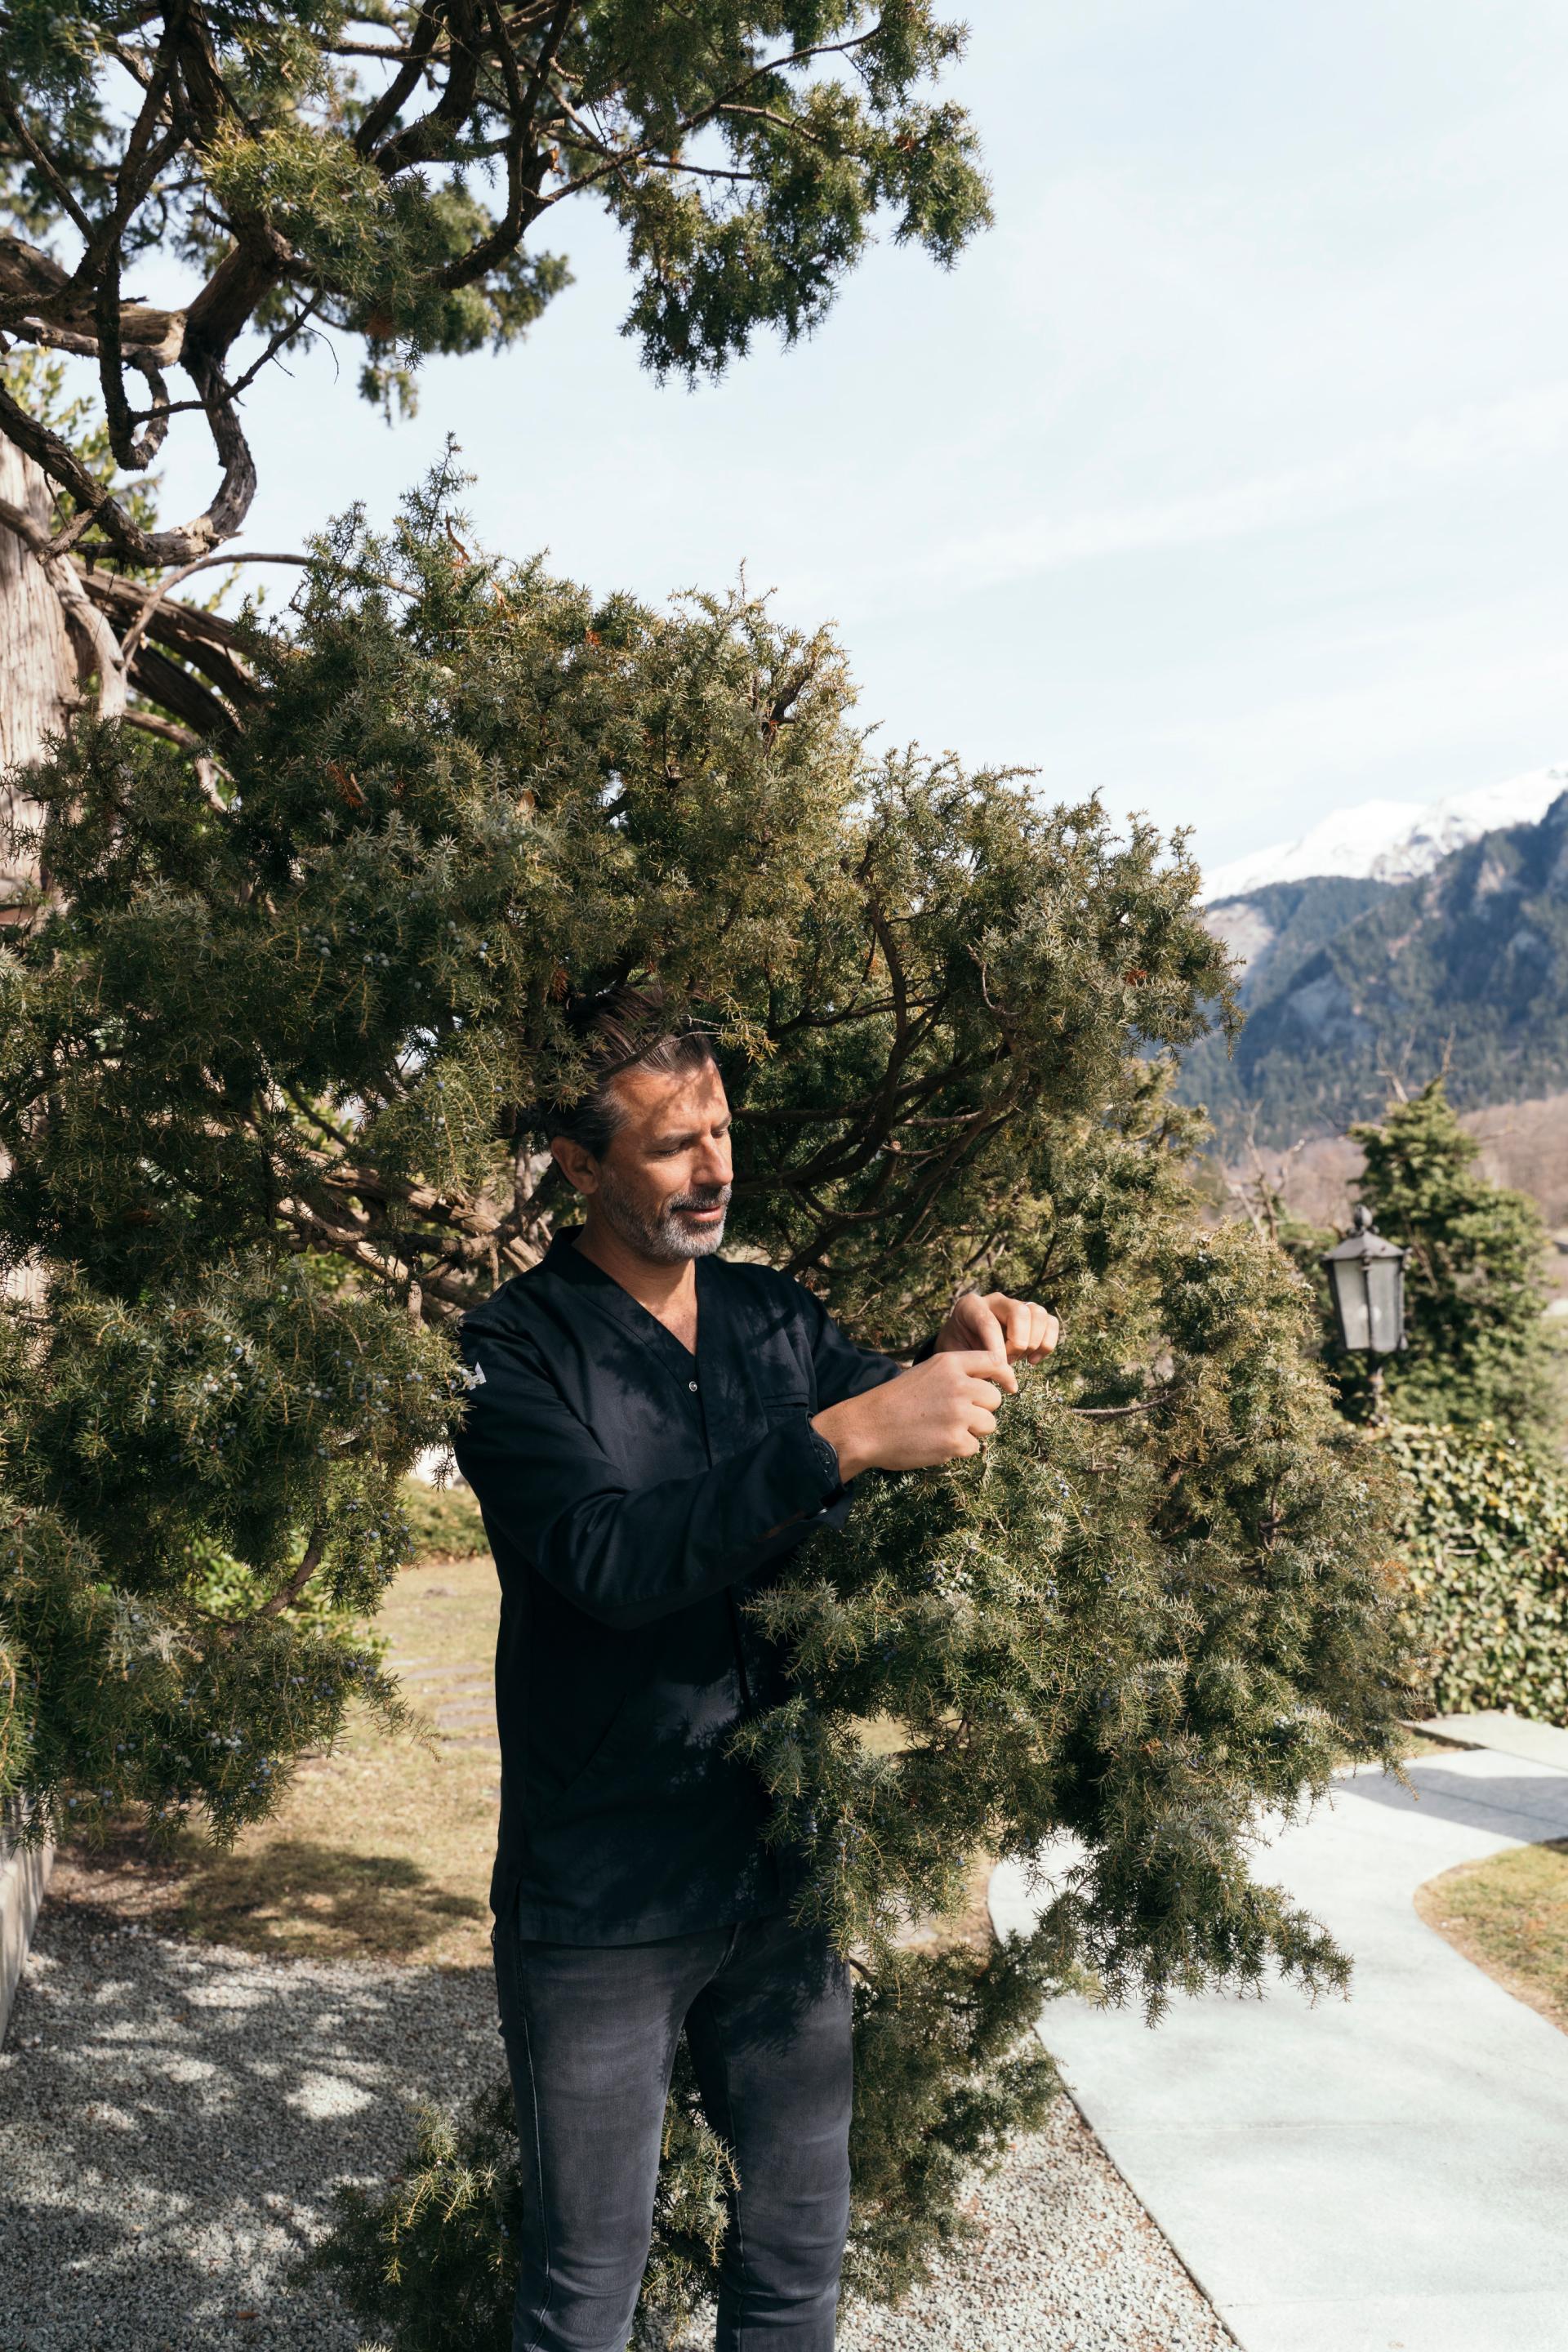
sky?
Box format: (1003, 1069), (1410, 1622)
(151, 0), (1568, 875)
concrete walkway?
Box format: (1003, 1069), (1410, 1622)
(1421, 1710), (1568, 1772)
(991, 1742), (1568, 2352)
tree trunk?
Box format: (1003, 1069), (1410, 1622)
(0, 442), (64, 1310)
(0, 439), (67, 1977)
(0, 434), (80, 920)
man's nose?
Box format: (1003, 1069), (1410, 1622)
(695, 1134), (732, 1187)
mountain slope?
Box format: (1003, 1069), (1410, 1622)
(1184, 791), (1568, 1149)
(1204, 875), (1397, 1009)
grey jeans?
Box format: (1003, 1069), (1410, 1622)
(492, 1907), (854, 2352)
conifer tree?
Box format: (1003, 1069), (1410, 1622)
(1338, 1081), (1557, 1442)
(1230, 1084), (1568, 1734)
(0, 474), (1410, 2328)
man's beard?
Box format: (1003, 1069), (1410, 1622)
(594, 1166), (731, 1263)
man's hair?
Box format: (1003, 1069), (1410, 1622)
(546, 982), (718, 1159)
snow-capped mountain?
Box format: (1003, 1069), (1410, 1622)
(1183, 782), (1568, 1152)
(1202, 764), (1568, 903)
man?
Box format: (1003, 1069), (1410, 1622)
(454, 991), (1058, 2352)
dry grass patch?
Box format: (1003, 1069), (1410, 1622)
(1400, 1727), (1461, 1756)
(1415, 1838), (1568, 2034)
(51, 1601), (1447, 1976)
(53, 1552), (503, 1971)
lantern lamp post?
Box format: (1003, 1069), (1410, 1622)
(1321, 1205), (1407, 1423)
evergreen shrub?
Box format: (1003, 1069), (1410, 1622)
(1349, 1083), (1557, 1443)
(317, 1939), (1061, 2350)
(399, 1477), (488, 1566)
(320, 1231), (1409, 2351)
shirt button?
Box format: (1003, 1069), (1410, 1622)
(688, 1380), (698, 1392)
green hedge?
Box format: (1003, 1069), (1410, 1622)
(189, 1477), (486, 1632)
(1391, 1420), (1568, 1722)
(399, 1477), (488, 1565)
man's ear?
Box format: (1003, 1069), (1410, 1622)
(550, 1137), (599, 1197)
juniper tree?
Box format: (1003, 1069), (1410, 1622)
(1228, 1080), (1560, 1446)
(0, 474), (1410, 2327)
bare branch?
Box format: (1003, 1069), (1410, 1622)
(372, 0), (483, 178)
(0, 87), (95, 240)
(225, 292), (323, 401)
(536, 26), (885, 215)
(353, 0), (445, 158)
(74, 566), (259, 724)
(10, 305), (187, 369)
(1070, 1392), (1174, 1420)
(0, 362), (254, 568)
(122, 708), (200, 749)
(118, 550), (313, 665)
(253, 1523), (327, 1620)
(123, 639), (238, 740)
(439, 0), (572, 290)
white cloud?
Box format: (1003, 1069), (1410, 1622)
(1138, 604), (1568, 853)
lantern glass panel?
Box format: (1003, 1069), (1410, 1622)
(1331, 1260), (1370, 1352)
(1366, 1256), (1403, 1356)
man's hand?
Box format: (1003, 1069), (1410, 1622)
(810, 1291), (1058, 1486)
(934, 1289), (1059, 1371)
(812, 1352), (1008, 1486)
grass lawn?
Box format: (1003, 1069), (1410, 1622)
(1415, 1838), (1568, 2034)
(54, 1550), (504, 1971)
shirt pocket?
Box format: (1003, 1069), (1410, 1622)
(752, 1341), (816, 1418)
(760, 1379), (812, 1410)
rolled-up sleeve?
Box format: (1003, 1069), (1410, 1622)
(452, 1326), (844, 1630)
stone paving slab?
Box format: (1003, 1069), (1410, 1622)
(991, 1750), (1568, 2352)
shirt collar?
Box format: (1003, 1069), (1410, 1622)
(541, 1223), (597, 1281)
(544, 1223), (707, 1375)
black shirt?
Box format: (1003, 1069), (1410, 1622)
(452, 1228), (907, 1943)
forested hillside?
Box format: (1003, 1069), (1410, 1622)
(1185, 792), (1568, 1149)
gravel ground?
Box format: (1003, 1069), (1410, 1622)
(2, 1901), (1233, 2352)
(838, 2100), (1236, 2352)
(0, 1902), (501, 2352)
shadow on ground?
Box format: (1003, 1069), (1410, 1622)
(0, 1902), (499, 2352)
(47, 1821), (491, 1966)
(1346, 1764), (1568, 1837)
(172, 1837), (491, 1962)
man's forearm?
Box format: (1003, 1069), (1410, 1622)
(525, 1420), (841, 1630)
